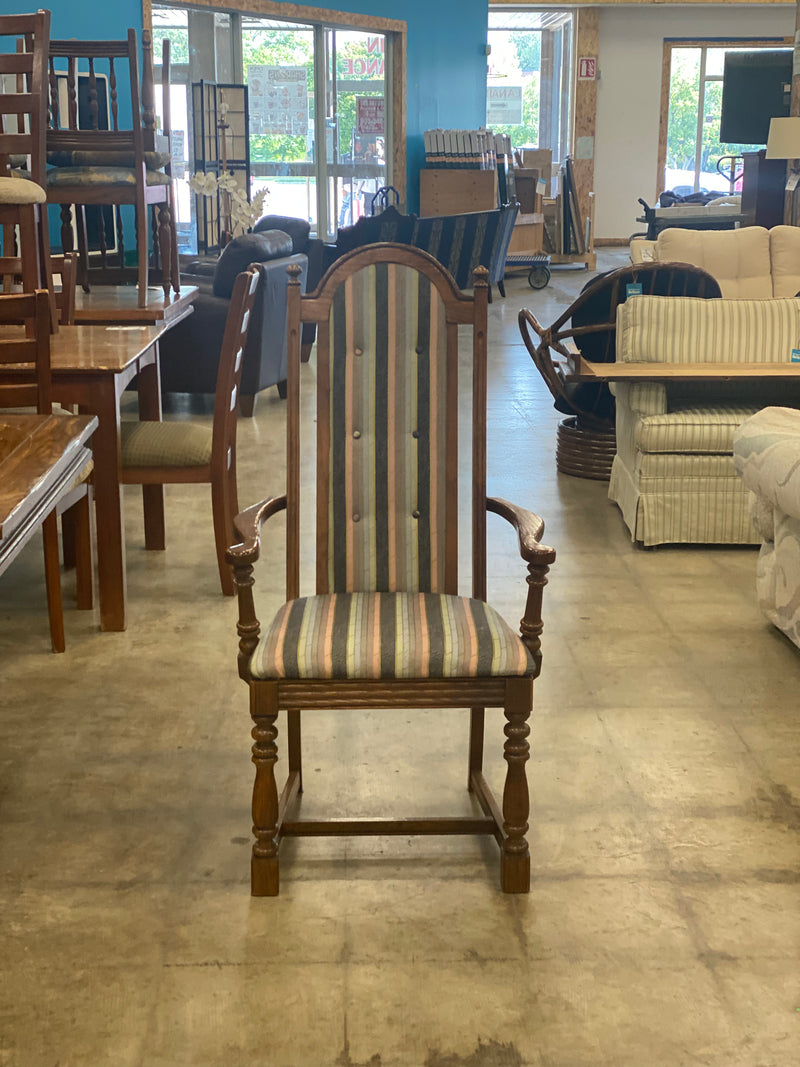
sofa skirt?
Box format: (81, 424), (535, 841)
(609, 454), (760, 546)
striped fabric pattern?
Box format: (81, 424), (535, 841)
(617, 296), (800, 364)
(634, 404), (761, 453)
(327, 263), (449, 593)
(636, 452), (741, 480)
(251, 591), (534, 679)
(120, 420), (212, 467)
(413, 213), (494, 290)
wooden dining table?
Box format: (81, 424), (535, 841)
(0, 412), (97, 573)
(0, 314), (191, 631)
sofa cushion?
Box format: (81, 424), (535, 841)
(213, 230), (293, 297)
(733, 406), (800, 517)
(617, 295), (800, 365)
(253, 214), (310, 253)
(633, 404), (761, 453)
(655, 226), (773, 299)
(769, 226), (800, 299)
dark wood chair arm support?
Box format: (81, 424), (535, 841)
(487, 496), (555, 679)
(226, 495), (287, 681)
(228, 495), (288, 563)
(487, 496), (554, 564)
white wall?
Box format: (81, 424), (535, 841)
(594, 4), (795, 239)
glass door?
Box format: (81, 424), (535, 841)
(323, 28), (387, 240)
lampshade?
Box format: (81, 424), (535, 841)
(765, 116), (800, 159)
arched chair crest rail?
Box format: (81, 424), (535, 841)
(518, 261), (723, 480)
(226, 242), (556, 896)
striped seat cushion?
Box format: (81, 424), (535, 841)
(617, 295), (800, 365)
(251, 591), (535, 680)
(120, 420), (212, 467)
(634, 404), (760, 453)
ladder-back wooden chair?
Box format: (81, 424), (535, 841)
(0, 9), (56, 331)
(120, 266), (259, 594)
(45, 29), (178, 307)
(0, 289), (93, 650)
(519, 261), (723, 480)
(227, 243), (556, 896)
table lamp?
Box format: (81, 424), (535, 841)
(765, 116), (800, 224)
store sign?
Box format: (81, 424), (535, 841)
(356, 96), (385, 135)
(247, 65), (309, 136)
(578, 57), (597, 81)
(486, 84), (523, 126)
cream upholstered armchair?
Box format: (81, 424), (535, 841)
(609, 294), (800, 546)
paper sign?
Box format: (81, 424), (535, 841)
(626, 283), (643, 298)
(791, 348), (800, 362)
(578, 57), (597, 81)
(248, 65), (309, 136)
(356, 96), (385, 136)
(486, 84), (523, 125)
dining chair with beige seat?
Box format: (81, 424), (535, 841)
(120, 266), (259, 594)
(45, 29), (179, 307)
(0, 9), (56, 331)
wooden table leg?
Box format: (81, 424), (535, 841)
(137, 343), (166, 551)
(89, 377), (128, 632)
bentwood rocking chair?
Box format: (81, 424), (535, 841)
(227, 243), (556, 895)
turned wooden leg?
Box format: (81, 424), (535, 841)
(158, 204), (171, 301)
(251, 685), (280, 896)
(501, 677), (532, 893)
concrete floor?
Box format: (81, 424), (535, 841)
(1, 250), (798, 1067)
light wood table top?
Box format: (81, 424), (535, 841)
(0, 322), (167, 374)
(567, 355), (800, 382)
(74, 284), (198, 326)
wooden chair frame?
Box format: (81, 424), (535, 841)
(0, 9), (57, 331)
(45, 29), (178, 307)
(121, 266), (259, 594)
(227, 243), (556, 896)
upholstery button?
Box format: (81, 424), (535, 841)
(353, 429), (361, 439)
(354, 346), (363, 356)
(412, 509), (420, 519)
(411, 430), (419, 439)
(353, 513), (360, 523)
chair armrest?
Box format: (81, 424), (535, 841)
(487, 496), (555, 679)
(227, 495), (287, 681)
(228, 495), (288, 564)
(486, 496), (554, 563)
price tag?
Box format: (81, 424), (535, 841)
(791, 348), (800, 362)
(626, 283), (643, 297)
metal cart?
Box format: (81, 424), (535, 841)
(504, 252), (552, 289)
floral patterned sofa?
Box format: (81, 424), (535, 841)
(733, 407), (800, 649)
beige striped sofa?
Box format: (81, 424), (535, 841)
(733, 407), (800, 649)
(608, 295), (800, 546)
(629, 225), (800, 300)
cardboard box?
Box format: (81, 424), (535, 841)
(419, 168), (498, 216)
(520, 149), (552, 186)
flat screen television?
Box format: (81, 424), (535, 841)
(720, 50), (792, 145)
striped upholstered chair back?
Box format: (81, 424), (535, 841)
(285, 242), (489, 600)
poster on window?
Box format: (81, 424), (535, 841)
(356, 96), (385, 136)
(486, 84), (523, 126)
(247, 65), (309, 136)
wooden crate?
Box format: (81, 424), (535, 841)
(420, 168), (498, 216)
(507, 213), (544, 255)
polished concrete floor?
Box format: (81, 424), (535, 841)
(1, 251), (798, 1067)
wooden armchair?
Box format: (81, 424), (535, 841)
(518, 261), (722, 479)
(226, 243), (556, 895)
(45, 29), (179, 307)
